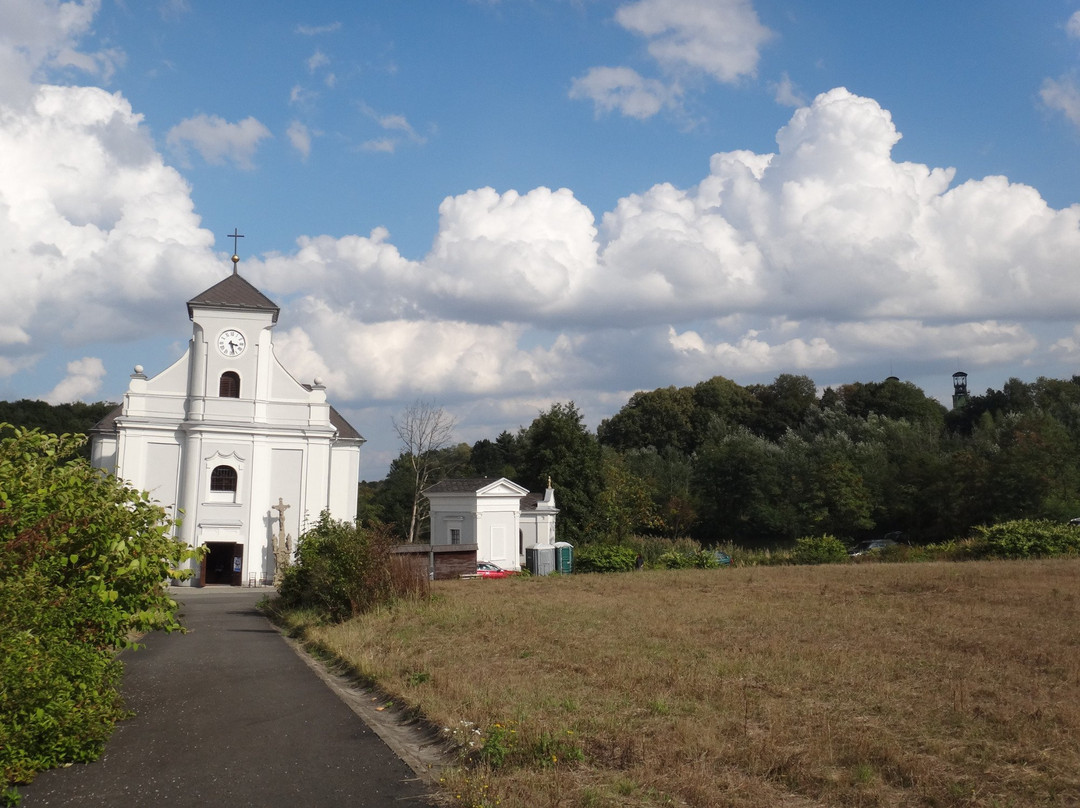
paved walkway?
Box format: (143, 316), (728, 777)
(21, 587), (438, 807)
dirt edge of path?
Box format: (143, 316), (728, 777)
(273, 623), (457, 787)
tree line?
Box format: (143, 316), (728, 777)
(0, 400), (116, 456)
(4, 372), (1079, 549)
(363, 374), (1080, 547)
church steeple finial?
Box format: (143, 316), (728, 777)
(225, 227), (245, 274)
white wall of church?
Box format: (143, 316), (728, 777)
(268, 446), (305, 534)
(143, 442), (181, 523)
(90, 435), (117, 473)
(329, 446), (360, 520)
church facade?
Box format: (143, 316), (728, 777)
(90, 256), (364, 585)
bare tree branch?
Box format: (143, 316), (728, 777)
(392, 400), (458, 542)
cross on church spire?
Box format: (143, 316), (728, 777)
(225, 228), (244, 273)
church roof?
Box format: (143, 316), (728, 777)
(89, 404), (122, 435)
(187, 271), (280, 323)
(329, 406), (364, 442)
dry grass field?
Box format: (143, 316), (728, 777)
(296, 560), (1080, 807)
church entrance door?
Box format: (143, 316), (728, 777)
(202, 542), (243, 586)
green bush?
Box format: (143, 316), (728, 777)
(922, 538), (980, 561)
(793, 534), (849, 565)
(574, 544), (639, 573)
(620, 535), (704, 566)
(0, 426), (197, 790)
(972, 519), (1080, 559)
(658, 549), (721, 569)
(723, 544), (795, 566)
(277, 513), (414, 621)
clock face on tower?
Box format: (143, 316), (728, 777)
(217, 329), (246, 357)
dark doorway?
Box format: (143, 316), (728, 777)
(202, 542), (243, 586)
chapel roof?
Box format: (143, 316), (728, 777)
(519, 492), (542, 510)
(186, 271), (280, 323)
(425, 477), (503, 494)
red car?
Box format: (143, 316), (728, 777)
(476, 561), (519, 578)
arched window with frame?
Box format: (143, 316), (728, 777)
(210, 465), (238, 492)
(219, 371), (240, 398)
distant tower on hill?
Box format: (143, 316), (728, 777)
(951, 371), (969, 410)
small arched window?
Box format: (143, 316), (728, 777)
(210, 465), (238, 492)
(219, 371), (240, 398)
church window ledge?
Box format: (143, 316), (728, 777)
(203, 496), (243, 506)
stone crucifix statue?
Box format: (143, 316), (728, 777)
(271, 497), (292, 586)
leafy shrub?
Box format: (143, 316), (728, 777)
(793, 534), (849, 565)
(574, 544), (638, 573)
(658, 549), (720, 569)
(0, 426), (196, 790)
(921, 538), (980, 561)
(724, 545), (796, 567)
(277, 513), (423, 621)
(972, 519), (1080, 559)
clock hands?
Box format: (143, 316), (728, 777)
(218, 330), (245, 356)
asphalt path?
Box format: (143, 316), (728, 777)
(21, 587), (437, 807)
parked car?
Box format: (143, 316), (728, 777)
(848, 538), (899, 557)
(476, 561), (518, 578)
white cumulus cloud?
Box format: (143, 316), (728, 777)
(1068, 11), (1080, 39)
(571, 0), (773, 119)
(0, 82), (219, 372)
(0, 0), (107, 103)
(287, 120), (312, 160)
(165, 113), (272, 170)
(250, 87), (1080, 414)
(44, 356), (106, 403)
(569, 66), (676, 120)
(1042, 74), (1080, 129)
(615, 0), (772, 82)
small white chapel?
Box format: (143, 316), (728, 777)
(90, 247), (364, 586)
(425, 477), (559, 571)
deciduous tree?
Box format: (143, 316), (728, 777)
(392, 401), (458, 543)
(518, 402), (602, 544)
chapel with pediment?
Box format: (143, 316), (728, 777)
(90, 249), (364, 585)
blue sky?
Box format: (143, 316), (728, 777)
(5, 0), (1080, 478)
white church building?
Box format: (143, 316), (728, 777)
(90, 254), (364, 586)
